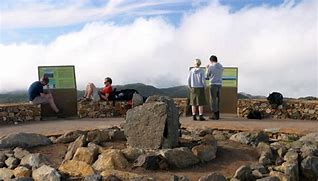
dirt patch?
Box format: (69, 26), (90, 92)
(27, 140), (258, 180)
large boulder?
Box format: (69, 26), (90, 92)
(160, 147), (199, 169)
(0, 133), (51, 148)
(124, 95), (180, 149)
(32, 165), (61, 181)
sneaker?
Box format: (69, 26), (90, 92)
(192, 115), (197, 121)
(199, 115), (206, 121)
(56, 108), (65, 118)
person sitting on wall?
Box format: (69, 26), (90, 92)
(28, 76), (63, 117)
(80, 77), (113, 101)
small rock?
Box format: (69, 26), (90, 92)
(20, 153), (48, 168)
(300, 155), (318, 180)
(256, 176), (280, 181)
(64, 134), (87, 161)
(84, 174), (102, 181)
(198, 172), (227, 181)
(13, 166), (31, 178)
(93, 149), (129, 171)
(191, 144), (217, 163)
(32, 165), (61, 181)
(133, 154), (168, 170)
(13, 147), (30, 159)
(170, 175), (190, 181)
(54, 130), (87, 144)
(160, 147), (199, 169)
(73, 147), (98, 165)
(59, 160), (95, 177)
(5, 156), (20, 169)
(284, 150), (299, 163)
(0, 168), (14, 180)
(233, 165), (253, 181)
(121, 147), (144, 162)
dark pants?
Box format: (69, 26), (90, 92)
(210, 85), (221, 112)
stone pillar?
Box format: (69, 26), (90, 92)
(124, 95), (180, 149)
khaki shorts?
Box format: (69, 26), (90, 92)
(189, 87), (206, 106)
(30, 96), (49, 104)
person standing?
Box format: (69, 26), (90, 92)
(28, 76), (62, 117)
(188, 59), (206, 121)
(206, 55), (224, 120)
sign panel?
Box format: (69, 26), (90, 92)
(38, 66), (76, 89)
(222, 68), (238, 87)
(38, 65), (77, 118)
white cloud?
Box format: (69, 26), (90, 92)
(1, 0), (190, 28)
(0, 0), (317, 98)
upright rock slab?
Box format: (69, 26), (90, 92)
(124, 95), (180, 149)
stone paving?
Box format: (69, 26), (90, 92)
(0, 114), (317, 137)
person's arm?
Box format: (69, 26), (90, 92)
(187, 71), (192, 88)
(206, 66), (211, 80)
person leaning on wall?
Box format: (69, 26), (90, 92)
(187, 58), (207, 121)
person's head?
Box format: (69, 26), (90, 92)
(209, 55), (218, 63)
(194, 58), (201, 67)
(41, 76), (49, 86)
(104, 77), (112, 86)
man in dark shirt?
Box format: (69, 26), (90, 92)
(28, 76), (61, 114)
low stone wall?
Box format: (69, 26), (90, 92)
(238, 99), (318, 120)
(0, 103), (41, 125)
(1, 98), (317, 125)
(78, 101), (131, 118)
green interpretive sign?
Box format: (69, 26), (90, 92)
(38, 66), (76, 89)
(222, 68), (238, 88)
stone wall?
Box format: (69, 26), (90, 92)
(1, 98), (317, 125)
(78, 101), (131, 118)
(238, 99), (318, 120)
(0, 103), (41, 125)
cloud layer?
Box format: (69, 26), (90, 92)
(0, 0), (317, 97)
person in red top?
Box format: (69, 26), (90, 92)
(80, 77), (112, 101)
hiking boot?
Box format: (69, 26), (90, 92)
(199, 115), (206, 121)
(209, 113), (218, 120)
(192, 115), (197, 121)
(215, 111), (220, 120)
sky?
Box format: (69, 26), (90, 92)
(0, 0), (317, 98)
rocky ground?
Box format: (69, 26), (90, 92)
(0, 127), (317, 181)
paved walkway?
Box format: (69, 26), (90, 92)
(0, 115), (317, 137)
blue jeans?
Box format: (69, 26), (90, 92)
(210, 85), (221, 112)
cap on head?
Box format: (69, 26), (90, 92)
(41, 76), (49, 84)
(210, 55), (218, 62)
(194, 58), (201, 67)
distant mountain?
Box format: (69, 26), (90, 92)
(238, 92), (267, 99)
(0, 84), (315, 104)
(0, 83), (188, 104)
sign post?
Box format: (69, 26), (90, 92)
(38, 66), (77, 118)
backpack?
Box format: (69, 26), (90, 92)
(108, 89), (139, 101)
(267, 92), (283, 106)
